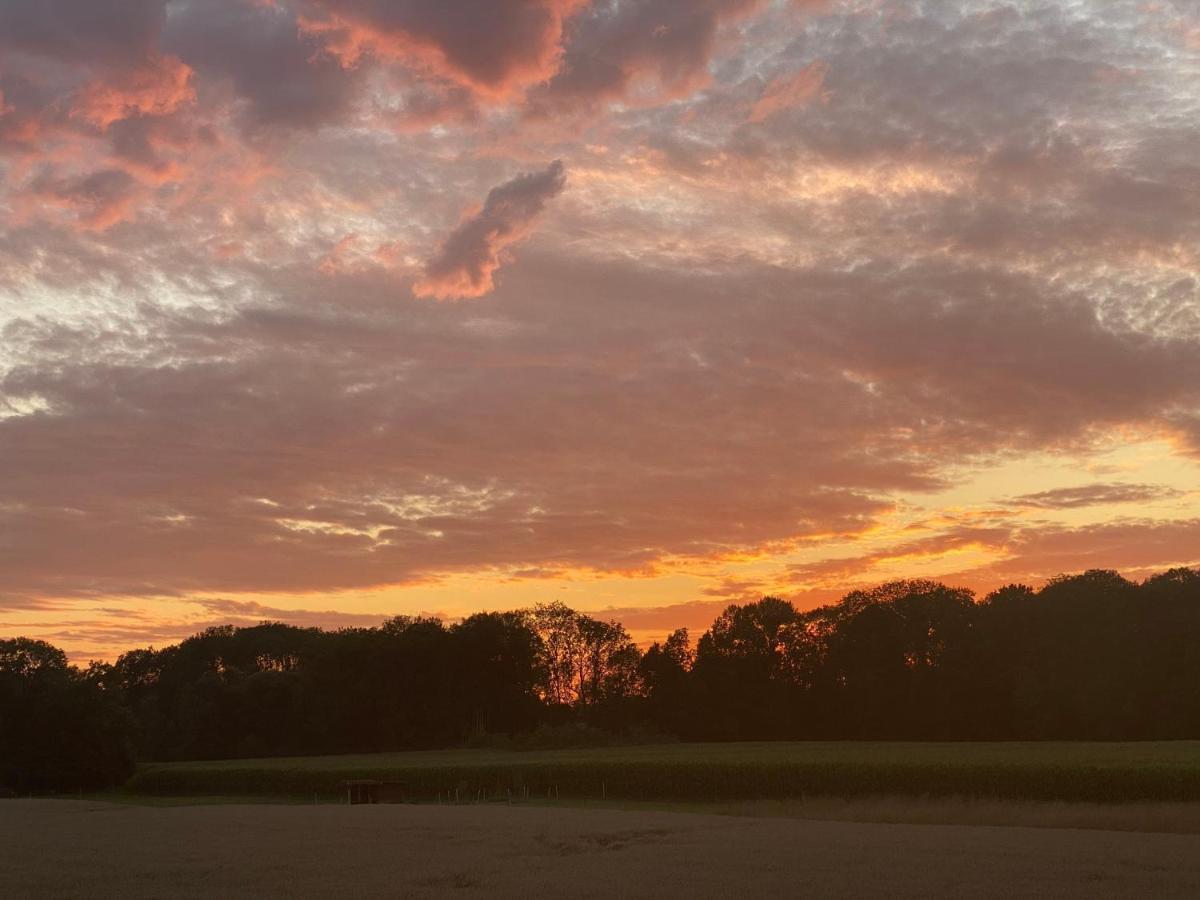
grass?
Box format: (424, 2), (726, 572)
(123, 741), (1200, 805)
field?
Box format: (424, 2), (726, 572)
(126, 741), (1200, 804)
(7, 799), (1200, 898)
(24, 743), (1200, 896)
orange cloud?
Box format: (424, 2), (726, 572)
(71, 55), (195, 129)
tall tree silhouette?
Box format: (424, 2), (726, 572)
(530, 602), (640, 710)
(693, 597), (802, 738)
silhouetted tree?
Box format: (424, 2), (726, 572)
(820, 581), (977, 738)
(529, 602), (641, 712)
(10, 566), (1200, 776)
(693, 597), (802, 738)
(451, 611), (544, 738)
(999, 570), (1141, 739)
(640, 628), (694, 735)
(1136, 568), (1200, 737)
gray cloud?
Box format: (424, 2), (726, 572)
(414, 160), (567, 299)
(164, 1), (365, 129)
(1011, 483), (1185, 510)
(534, 0), (764, 109)
(0, 0), (167, 65)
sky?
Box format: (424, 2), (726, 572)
(1, 0), (1198, 662)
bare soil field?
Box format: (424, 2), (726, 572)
(5, 799), (1200, 898)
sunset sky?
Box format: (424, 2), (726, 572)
(1, 0), (1198, 661)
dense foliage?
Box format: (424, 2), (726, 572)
(4, 568), (1200, 786)
(0, 638), (135, 792)
(674, 569), (1200, 741)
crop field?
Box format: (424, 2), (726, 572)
(125, 741), (1200, 804)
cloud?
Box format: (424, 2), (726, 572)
(0, 1), (209, 230)
(3, 0), (1200, 661)
(0, 0), (184, 136)
(297, 0), (587, 99)
(191, 597), (403, 629)
(534, 0), (766, 109)
(3, 597), (407, 662)
(8, 246), (1196, 604)
(787, 516), (1200, 596)
(787, 526), (1016, 588)
(0, 0), (167, 65)
(164, 1), (367, 128)
(747, 61), (827, 123)
(982, 519), (1200, 582)
(414, 160), (567, 300)
(69, 53), (194, 129)
(28, 167), (141, 230)
(700, 577), (769, 598)
(1011, 483), (1185, 510)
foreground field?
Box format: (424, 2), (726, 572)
(127, 741), (1200, 803)
(7, 799), (1200, 898)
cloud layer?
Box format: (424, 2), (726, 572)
(2, 0), (1199, 658)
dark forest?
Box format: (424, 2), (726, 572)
(4, 567), (1199, 792)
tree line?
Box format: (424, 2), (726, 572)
(3, 567), (1199, 791)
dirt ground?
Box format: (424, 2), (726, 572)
(5, 799), (1200, 898)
